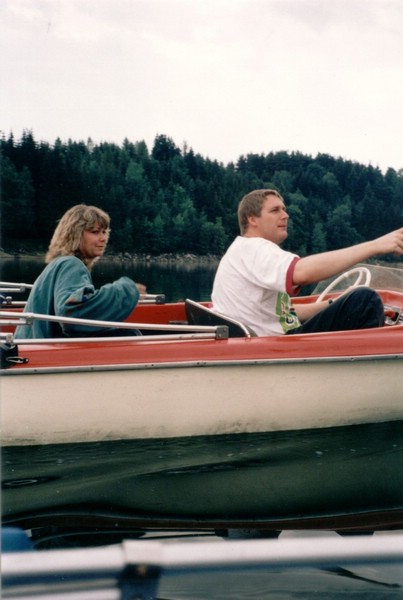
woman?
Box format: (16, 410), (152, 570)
(14, 204), (146, 338)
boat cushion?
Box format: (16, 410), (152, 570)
(185, 299), (257, 338)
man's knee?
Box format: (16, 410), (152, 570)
(346, 287), (384, 326)
(345, 286), (381, 304)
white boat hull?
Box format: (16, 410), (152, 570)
(2, 354), (403, 446)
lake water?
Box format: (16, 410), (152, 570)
(0, 255), (219, 303)
(3, 422), (403, 597)
(3, 256), (402, 303)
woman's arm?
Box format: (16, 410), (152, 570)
(53, 258), (140, 334)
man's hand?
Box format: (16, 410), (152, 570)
(374, 228), (403, 256)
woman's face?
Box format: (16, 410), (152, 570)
(79, 223), (109, 260)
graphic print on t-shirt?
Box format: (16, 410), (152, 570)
(276, 292), (300, 333)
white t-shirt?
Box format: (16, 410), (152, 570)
(211, 236), (301, 336)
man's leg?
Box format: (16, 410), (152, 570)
(288, 287), (384, 335)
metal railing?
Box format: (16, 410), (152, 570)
(0, 281), (34, 292)
(0, 310), (229, 343)
(0, 280), (166, 307)
(2, 532), (403, 599)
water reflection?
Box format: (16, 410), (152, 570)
(0, 256), (219, 302)
(3, 421), (403, 527)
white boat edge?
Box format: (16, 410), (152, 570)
(2, 354), (403, 446)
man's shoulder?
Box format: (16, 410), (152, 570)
(233, 235), (276, 246)
(232, 235), (281, 254)
(229, 235), (268, 249)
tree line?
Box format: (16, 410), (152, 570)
(1, 130), (402, 258)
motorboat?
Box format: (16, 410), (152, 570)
(1, 264), (403, 540)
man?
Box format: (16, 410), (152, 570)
(211, 189), (403, 336)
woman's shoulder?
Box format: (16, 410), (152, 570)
(38, 256), (87, 280)
(48, 255), (85, 269)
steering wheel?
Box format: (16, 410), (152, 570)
(315, 267), (372, 303)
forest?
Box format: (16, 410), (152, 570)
(1, 130), (402, 259)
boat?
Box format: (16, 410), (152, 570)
(1, 264), (403, 541)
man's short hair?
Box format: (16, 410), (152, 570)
(238, 189), (284, 235)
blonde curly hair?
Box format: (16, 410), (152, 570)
(46, 204), (110, 265)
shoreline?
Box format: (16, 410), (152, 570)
(0, 250), (221, 266)
(2, 250), (401, 270)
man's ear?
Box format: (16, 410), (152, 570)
(247, 214), (258, 227)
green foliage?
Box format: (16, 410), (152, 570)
(311, 221), (327, 254)
(326, 197), (360, 249)
(0, 156), (35, 242)
(1, 131), (402, 258)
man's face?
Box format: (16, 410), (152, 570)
(247, 194), (289, 244)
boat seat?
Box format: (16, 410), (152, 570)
(185, 299), (257, 338)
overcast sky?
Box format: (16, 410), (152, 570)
(1, 0), (402, 173)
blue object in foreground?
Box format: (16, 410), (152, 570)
(1, 527), (33, 553)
